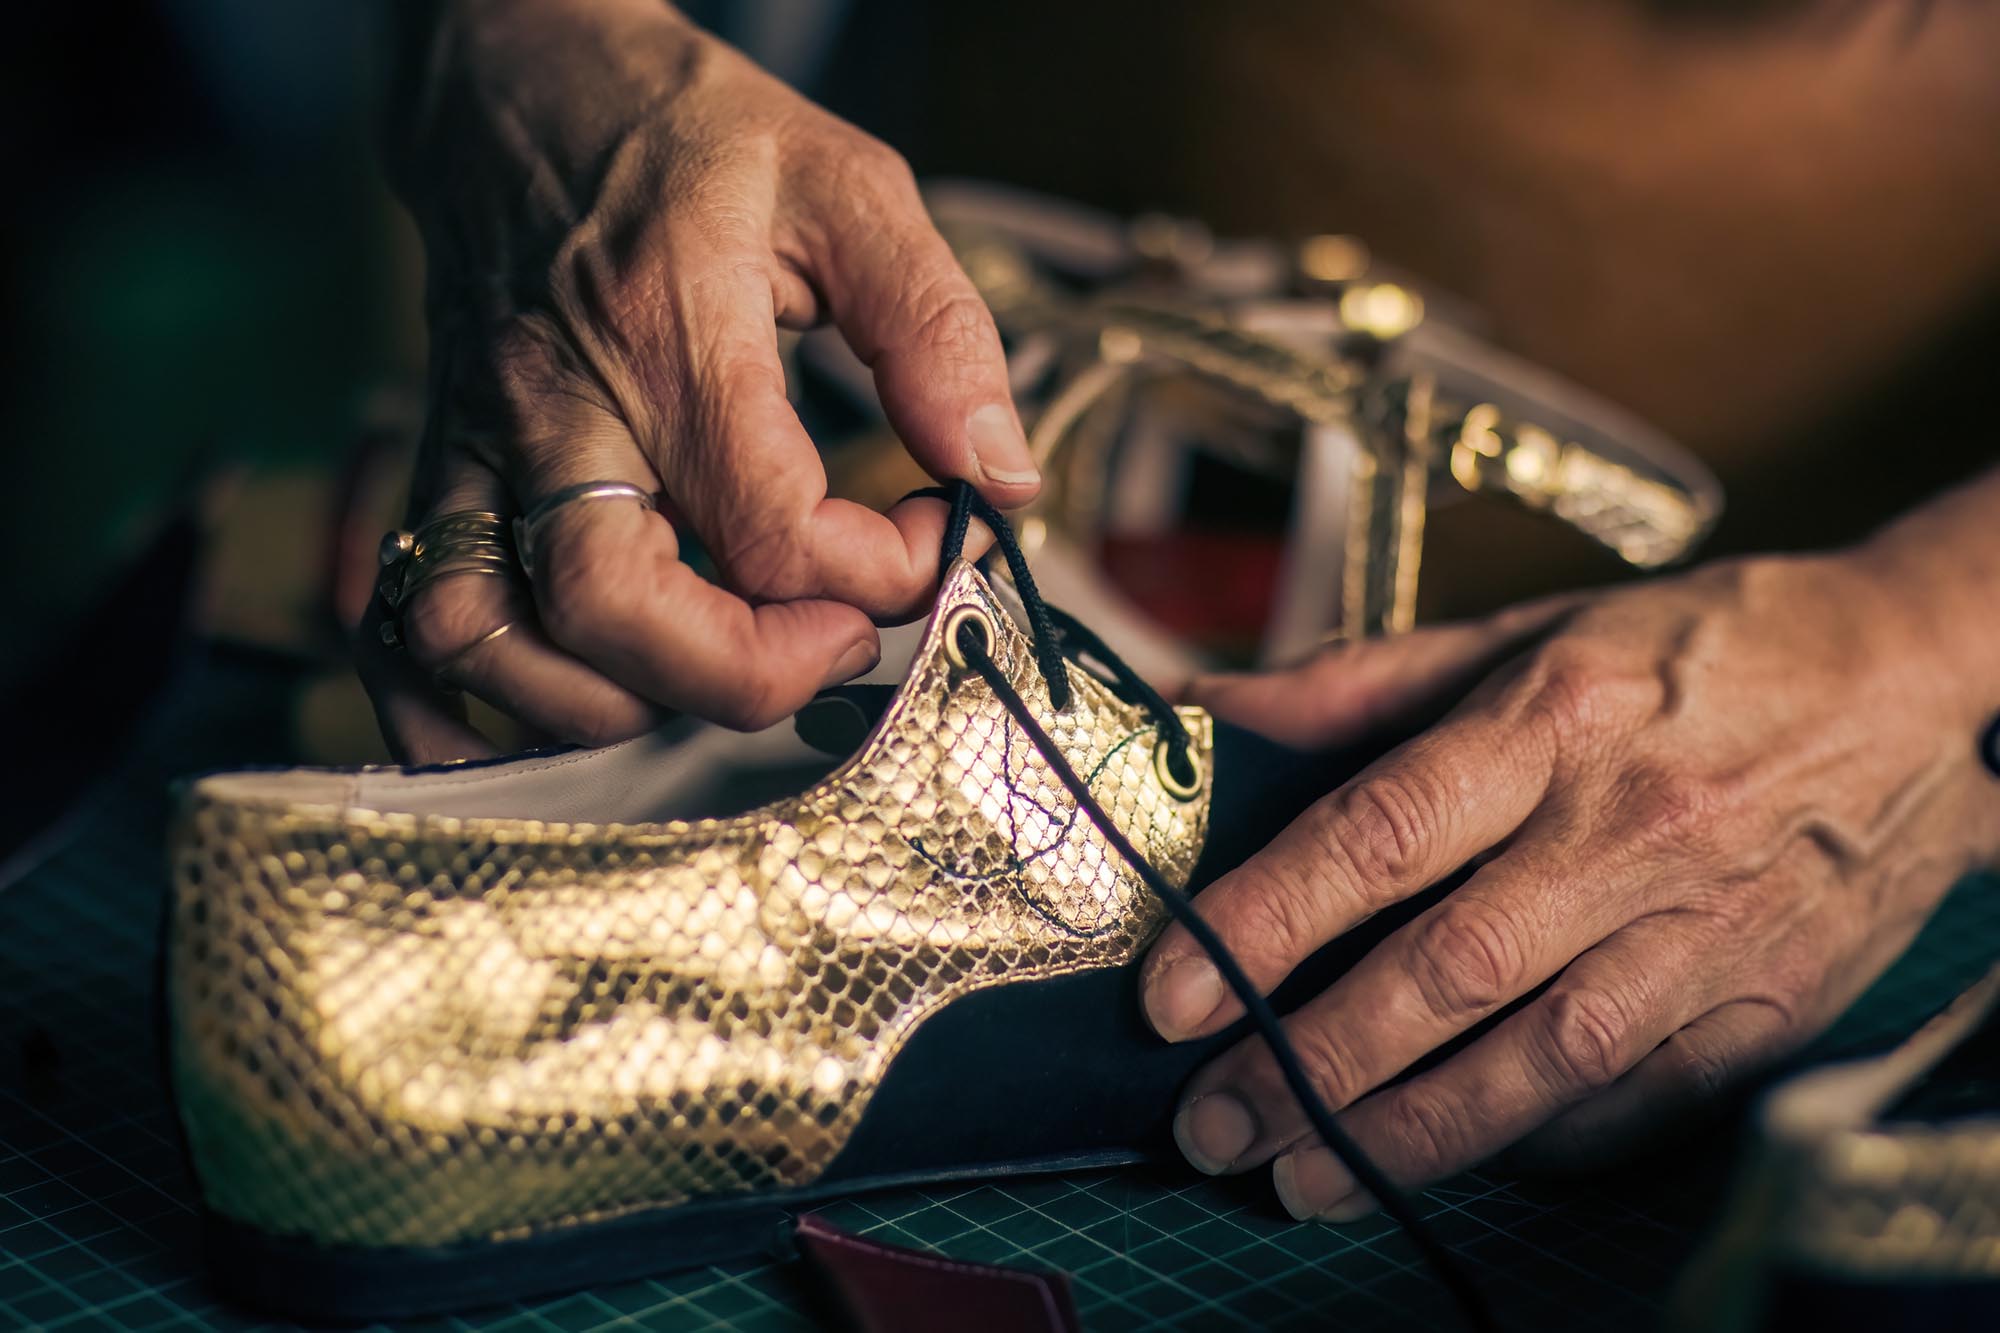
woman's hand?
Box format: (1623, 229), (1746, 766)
(1143, 491), (2000, 1221)
(362, 0), (1034, 761)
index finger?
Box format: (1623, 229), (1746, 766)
(1141, 703), (1558, 1042)
(626, 221), (964, 624)
(473, 269), (900, 730)
(527, 487), (882, 732)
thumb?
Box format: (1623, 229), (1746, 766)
(1189, 594), (1586, 750)
(810, 154), (1040, 503)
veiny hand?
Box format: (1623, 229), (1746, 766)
(361, 0), (1033, 761)
(1144, 544), (2000, 1220)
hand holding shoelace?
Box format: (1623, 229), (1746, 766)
(1144, 471), (2000, 1221)
(360, 0), (1031, 761)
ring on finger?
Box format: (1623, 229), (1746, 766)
(431, 619), (519, 692)
(377, 509), (520, 647)
(514, 482), (660, 578)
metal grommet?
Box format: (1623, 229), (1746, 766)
(1154, 737), (1203, 801)
(942, 604), (999, 670)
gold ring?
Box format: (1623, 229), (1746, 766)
(432, 620), (517, 689)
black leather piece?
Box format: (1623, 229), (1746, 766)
(823, 721), (1433, 1185)
(795, 685), (902, 758)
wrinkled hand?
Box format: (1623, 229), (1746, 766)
(363, 0), (1032, 760)
(1144, 550), (2000, 1220)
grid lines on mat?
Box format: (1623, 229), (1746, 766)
(3, 653), (1996, 1331)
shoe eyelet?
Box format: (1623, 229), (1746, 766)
(943, 604), (1000, 671)
(1154, 738), (1203, 801)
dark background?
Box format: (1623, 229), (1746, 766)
(4, 0), (1997, 718)
(4, 4), (408, 680)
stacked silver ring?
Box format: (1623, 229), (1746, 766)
(375, 510), (516, 648)
(376, 482), (662, 650)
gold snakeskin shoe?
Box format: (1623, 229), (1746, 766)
(168, 541), (1241, 1317)
(169, 485), (1489, 1324)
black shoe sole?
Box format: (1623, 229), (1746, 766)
(202, 1148), (1145, 1322)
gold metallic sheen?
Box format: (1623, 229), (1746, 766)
(1766, 966), (2000, 1279)
(942, 603), (1000, 671)
(1783, 1126), (2000, 1276)
(168, 562), (1214, 1249)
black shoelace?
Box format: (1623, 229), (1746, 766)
(925, 480), (1497, 1333)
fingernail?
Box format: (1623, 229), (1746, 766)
(967, 403), (1039, 486)
(1174, 1093), (1260, 1175)
(1273, 1148), (1374, 1224)
(1319, 1192), (1379, 1223)
(1143, 955), (1226, 1041)
(820, 638), (879, 690)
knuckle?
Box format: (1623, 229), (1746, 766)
(904, 283), (996, 363)
(846, 130), (917, 192)
(1655, 1031), (1730, 1103)
(537, 532), (645, 649)
(488, 316), (584, 405)
(1226, 858), (1334, 976)
(1380, 1086), (1465, 1176)
(694, 353), (802, 453)
(710, 351), (790, 407)
(1325, 773), (1434, 889)
(401, 579), (494, 668)
(452, 317), (611, 456)
(1284, 1021), (1368, 1110)
(660, 134), (777, 228)
(803, 129), (927, 248)
(1747, 941), (1818, 1026)
(1622, 764), (1727, 854)
(1511, 636), (1641, 745)
(1524, 641), (1610, 738)
(710, 514), (816, 602)
(1541, 986), (1639, 1094)
(709, 665), (788, 732)
(1409, 899), (1525, 1020)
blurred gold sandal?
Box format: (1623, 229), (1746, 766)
(1678, 964), (2000, 1333)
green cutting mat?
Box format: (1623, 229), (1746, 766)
(5, 648), (1996, 1332)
